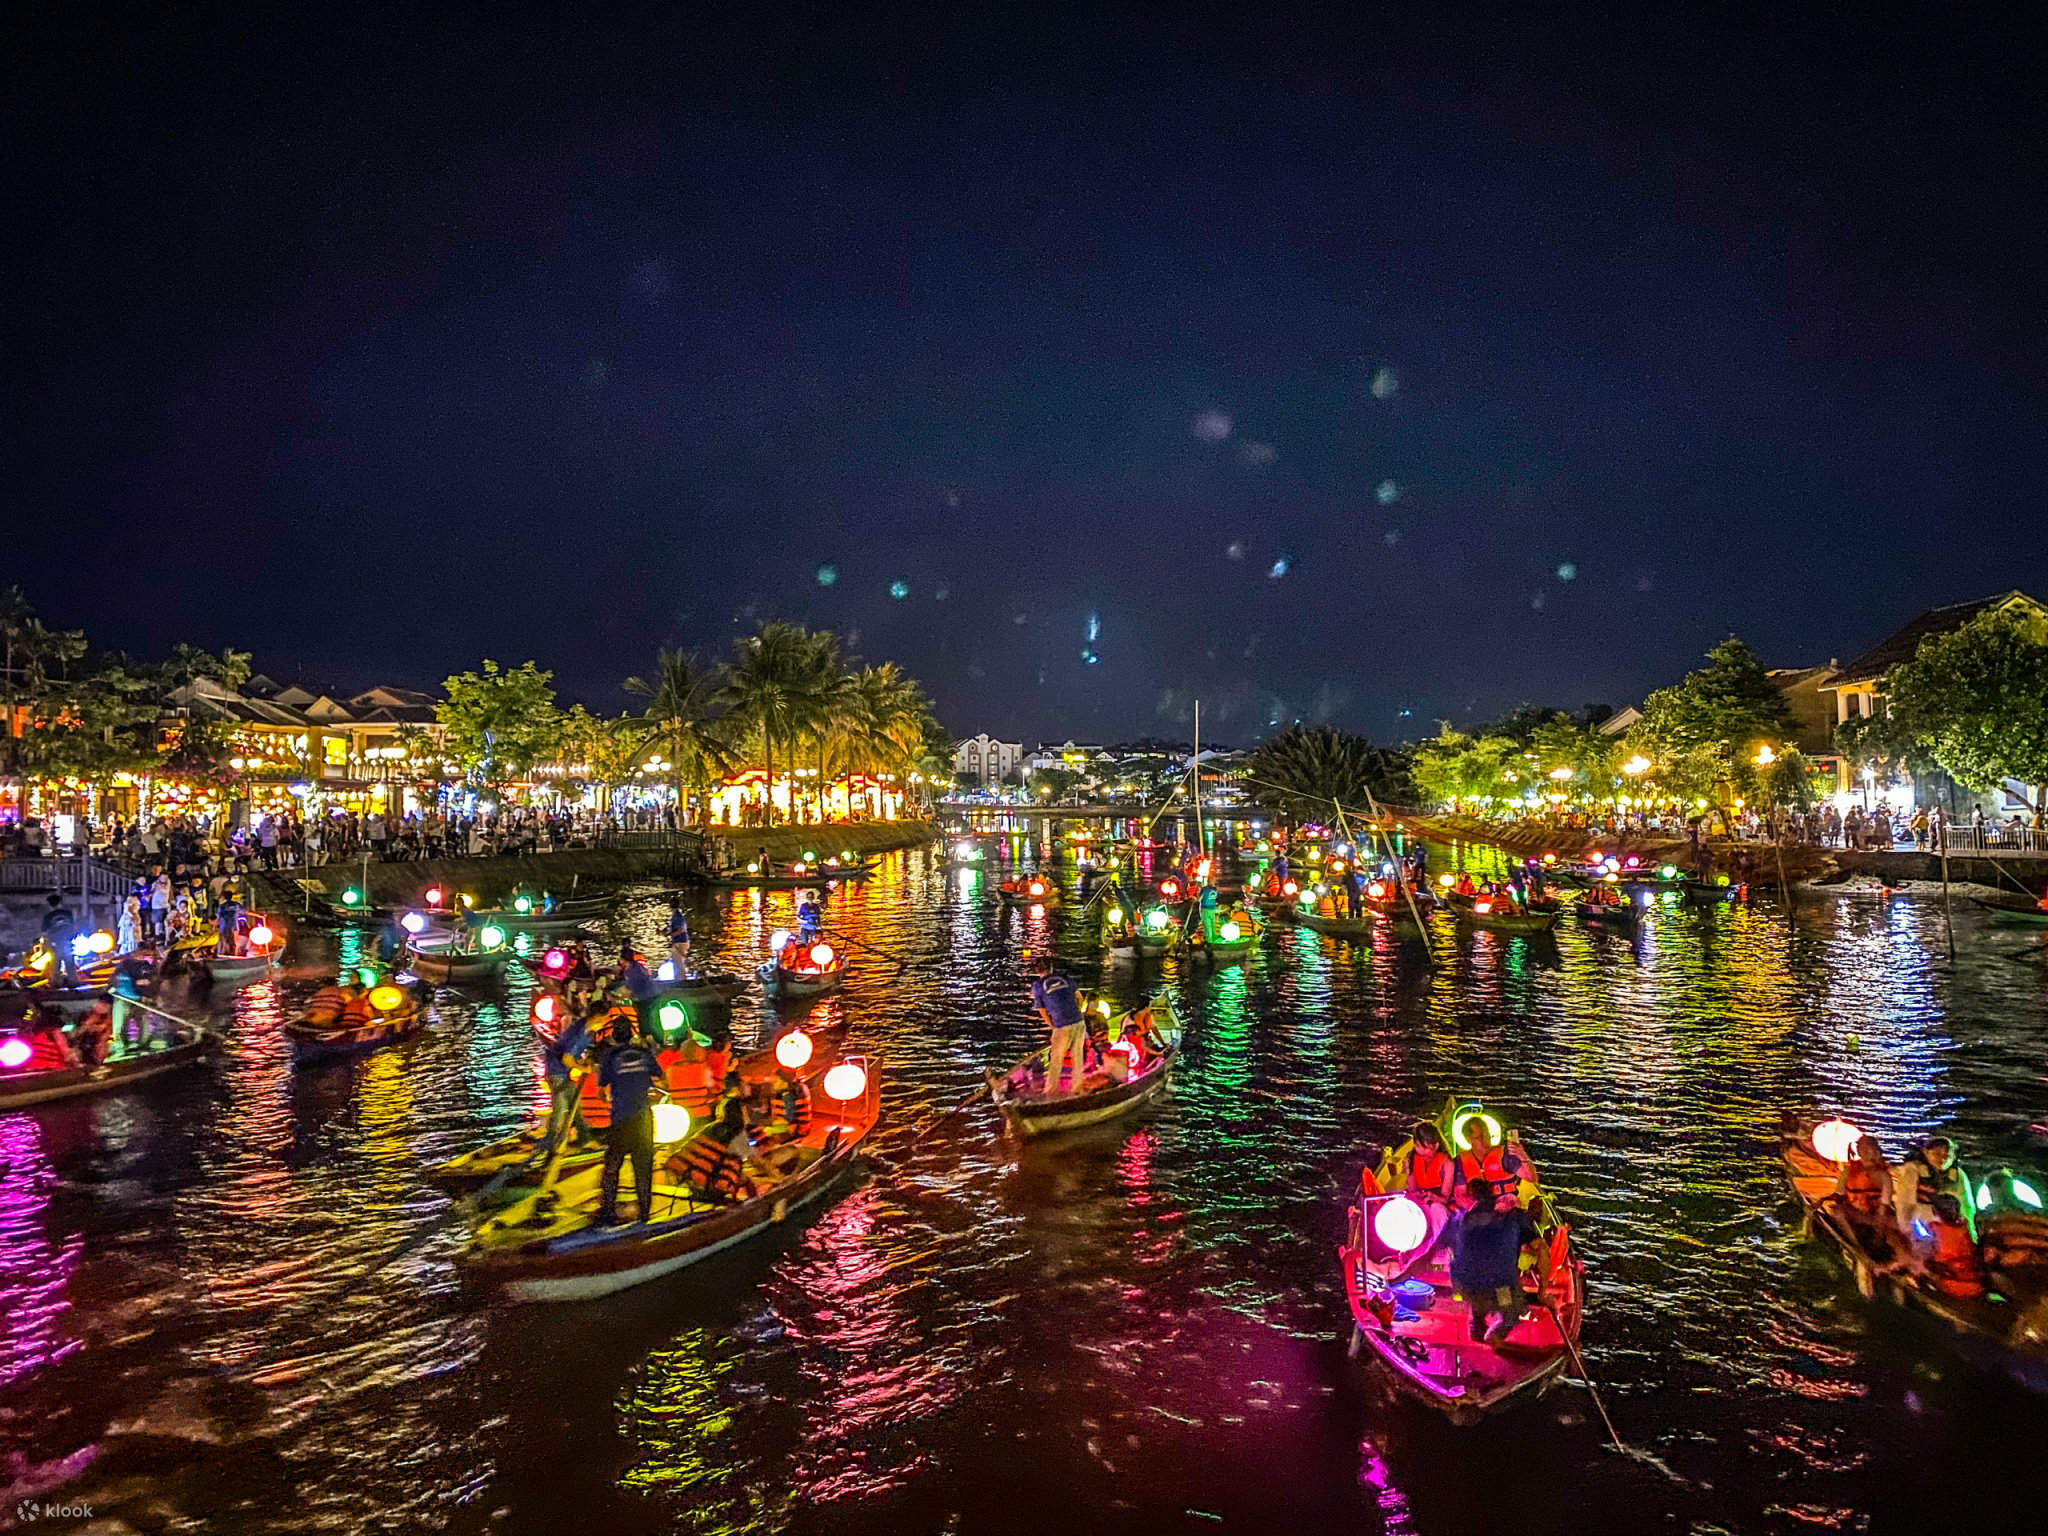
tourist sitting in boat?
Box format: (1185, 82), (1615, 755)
(1832, 1135), (1902, 1261)
(1030, 957), (1088, 1097)
(762, 1067), (814, 1145)
(666, 1078), (772, 1202)
(1454, 1119), (1538, 1209)
(1455, 873), (1478, 897)
(1922, 1194), (1990, 1299)
(71, 998), (115, 1065)
(338, 979), (376, 1028)
(1893, 1135), (1973, 1242)
(304, 981), (350, 1025)
(1403, 1122), (1455, 1202)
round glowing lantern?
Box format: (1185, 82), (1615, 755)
(425, 887), (445, 907)
(1659, 865), (1678, 880)
(0, 1037), (33, 1070)
(1368, 882), (1386, 900)
(369, 984), (406, 1013)
(1450, 1110), (1505, 1151)
(652, 1102), (693, 1143)
(803, 850), (817, 864)
(1541, 852), (1557, 865)
(401, 912), (426, 934)
(658, 1000), (687, 1033)
(478, 925), (506, 950)
(1219, 921), (1242, 941)
(747, 862), (761, 874)
(533, 994), (559, 1025)
(341, 888), (363, 907)
(358, 966), (380, 987)
(543, 948), (569, 973)
(85, 929), (116, 955)
(1028, 881), (1045, 897)
(1281, 880), (1298, 896)
(2015, 1179), (2044, 1210)
(808, 943), (835, 968)
(769, 927), (792, 953)
(1374, 1195), (1429, 1254)
(1161, 879), (1180, 899)
(1473, 899), (1494, 914)
(656, 959), (676, 982)
(1811, 1117), (1863, 1165)
(249, 924), (275, 949)
(776, 1030), (814, 1070)
(513, 896), (532, 914)
(1145, 910), (1169, 930)
(1437, 874), (1454, 889)
(823, 1061), (868, 1102)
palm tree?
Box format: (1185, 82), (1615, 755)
(623, 649), (729, 824)
(1243, 725), (1411, 824)
(717, 624), (818, 826)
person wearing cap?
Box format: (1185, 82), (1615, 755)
(1029, 956), (1087, 1096)
(595, 1018), (661, 1225)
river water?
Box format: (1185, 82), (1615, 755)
(4, 838), (2046, 1535)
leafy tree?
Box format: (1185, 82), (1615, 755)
(1834, 708), (1934, 793)
(437, 661), (564, 792)
(1244, 725), (1410, 820)
(1409, 726), (1517, 810)
(1886, 606), (2048, 815)
(623, 648), (730, 822)
(1027, 766), (1085, 802)
(1624, 638), (1793, 806)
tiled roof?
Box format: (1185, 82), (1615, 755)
(1826, 591), (2043, 685)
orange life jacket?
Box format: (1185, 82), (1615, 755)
(1928, 1219), (1987, 1298)
(339, 992), (374, 1026)
(306, 986), (347, 1023)
(1457, 1147), (1516, 1202)
(1410, 1145), (1452, 1197)
(1843, 1161), (1886, 1217)
(665, 1132), (747, 1201)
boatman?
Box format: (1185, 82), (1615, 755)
(618, 947), (661, 1038)
(595, 1018), (661, 1225)
(796, 894), (823, 941)
(542, 1004), (596, 1154)
(1029, 956), (1088, 1096)
(665, 902), (692, 977)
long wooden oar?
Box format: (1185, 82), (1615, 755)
(1540, 1299), (1625, 1451)
(817, 926), (914, 976)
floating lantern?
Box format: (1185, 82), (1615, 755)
(1374, 1195), (1428, 1253)
(0, 1037), (32, 1069)
(478, 925), (506, 950)
(401, 912), (426, 934)
(809, 943), (835, 968)
(823, 1062), (867, 1101)
(249, 924), (274, 949)
(776, 1030), (814, 1069)
(1811, 1117), (1862, 1165)
(369, 984), (406, 1013)
(1219, 921), (1242, 941)
(652, 1102), (692, 1143)
(533, 995), (558, 1024)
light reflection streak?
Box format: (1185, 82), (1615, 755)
(0, 1114), (81, 1387)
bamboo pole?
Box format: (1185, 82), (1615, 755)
(1939, 819), (1957, 961)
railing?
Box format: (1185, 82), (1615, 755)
(0, 856), (133, 896)
(1938, 826), (2045, 857)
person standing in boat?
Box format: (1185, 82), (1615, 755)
(1030, 957), (1088, 1095)
(595, 1018), (661, 1225)
(665, 902), (692, 977)
(541, 1003), (596, 1155)
(617, 947), (662, 1040)
(40, 894), (81, 984)
(796, 894), (822, 942)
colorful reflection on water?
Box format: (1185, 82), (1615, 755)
(1, 837), (2046, 1534)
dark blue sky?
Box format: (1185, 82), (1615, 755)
(8, 6), (2043, 744)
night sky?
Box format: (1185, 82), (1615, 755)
(8, 7), (2044, 744)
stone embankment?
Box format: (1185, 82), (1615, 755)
(263, 820), (940, 909)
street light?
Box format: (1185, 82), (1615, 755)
(1622, 755), (1651, 776)
(1755, 744), (1776, 766)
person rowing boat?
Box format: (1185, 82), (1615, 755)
(1029, 957), (1087, 1096)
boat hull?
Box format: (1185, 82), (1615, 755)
(287, 1008), (425, 1064)
(0, 1029), (216, 1107)
(993, 1042), (1178, 1137)
(408, 950), (510, 985)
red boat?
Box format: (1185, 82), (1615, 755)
(1339, 1099), (1585, 1421)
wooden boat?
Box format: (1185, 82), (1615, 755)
(1782, 1122), (2048, 1392)
(1968, 895), (2048, 925)
(709, 862), (873, 888)
(1294, 908), (1373, 939)
(1340, 1100), (1585, 1421)
(1678, 879), (1739, 906)
(467, 910), (595, 936)
(205, 946), (283, 983)
(286, 999), (426, 1064)
(996, 878), (1061, 907)
(459, 1056), (880, 1301)
(1181, 911), (1261, 963)
(158, 931), (220, 975)
(1445, 893), (1561, 935)
(989, 1002), (1179, 1136)
(407, 946), (512, 985)
(656, 972), (750, 1005)
(0, 1024), (217, 1108)
(756, 952), (845, 999)
(1575, 893), (1642, 929)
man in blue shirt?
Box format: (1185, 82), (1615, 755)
(796, 895), (822, 941)
(664, 902), (692, 978)
(595, 1018), (661, 1225)
(541, 1005), (595, 1153)
(618, 946), (661, 1036)
(1029, 957), (1087, 1095)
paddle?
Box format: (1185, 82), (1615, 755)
(816, 926), (914, 977)
(1539, 1298), (1627, 1452)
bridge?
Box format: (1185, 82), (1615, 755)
(940, 801), (1271, 822)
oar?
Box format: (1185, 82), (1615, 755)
(817, 926), (915, 976)
(1540, 1298), (1627, 1452)
(889, 1079), (990, 1148)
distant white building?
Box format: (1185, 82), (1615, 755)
(954, 734), (1023, 786)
